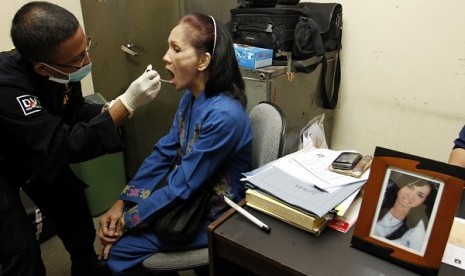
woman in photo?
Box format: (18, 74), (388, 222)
(97, 13), (252, 275)
(374, 175), (439, 252)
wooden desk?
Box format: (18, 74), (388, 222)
(208, 201), (463, 276)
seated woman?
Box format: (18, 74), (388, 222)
(374, 176), (439, 252)
(98, 13), (252, 274)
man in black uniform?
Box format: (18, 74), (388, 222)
(0, 2), (162, 276)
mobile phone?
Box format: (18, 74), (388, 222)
(331, 152), (362, 170)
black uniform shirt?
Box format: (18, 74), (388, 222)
(0, 49), (123, 184)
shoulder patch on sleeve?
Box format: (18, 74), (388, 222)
(16, 95), (43, 116)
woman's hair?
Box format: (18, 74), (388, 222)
(179, 13), (247, 107)
(10, 1), (79, 62)
(378, 177), (439, 240)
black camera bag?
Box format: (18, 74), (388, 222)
(237, 0), (278, 8)
(230, 7), (304, 59)
(229, 2), (343, 109)
(237, 0), (300, 8)
(230, 2), (342, 59)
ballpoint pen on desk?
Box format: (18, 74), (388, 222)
(223, 196), (271, 233)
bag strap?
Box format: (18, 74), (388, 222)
(154, 149), (184, 190)
(291, 55), (324, 74)
(320, 51), (341, 109)
(292, 50), (341, 109)
(290, 16), (340, 109)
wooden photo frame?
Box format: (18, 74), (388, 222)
(352, 147), (465, 276)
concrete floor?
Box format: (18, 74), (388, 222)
(39, 217), (99, 276)
(40, 232), (72, 276)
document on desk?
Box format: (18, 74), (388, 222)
(272, 148), (369, 192)
(328, 193), (363, 233)
(442, 217), (465, 270)
(244, 165), (366, 217)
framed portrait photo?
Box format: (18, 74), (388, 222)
(351, 147), (465, 276)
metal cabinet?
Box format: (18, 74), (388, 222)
(241, 53), (337, 154)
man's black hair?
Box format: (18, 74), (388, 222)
(10, 1), (80, 62)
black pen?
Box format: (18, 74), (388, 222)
(224, 196), (271, 233)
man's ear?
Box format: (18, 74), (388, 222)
(198, 53), (211, 72)
(33, 63), (50, 76)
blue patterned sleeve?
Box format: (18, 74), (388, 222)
(122, 103), (247, 229)
(119, 110), (181, 204)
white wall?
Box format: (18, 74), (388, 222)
(0, 0), (94, 95)
(302, 0), (465, 162)
(2, 1), (465, 163)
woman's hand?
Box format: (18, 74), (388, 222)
(97, 199), (126, 259)
(99, 243), (113, 261)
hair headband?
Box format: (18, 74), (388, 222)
(209, 15), (217, 58)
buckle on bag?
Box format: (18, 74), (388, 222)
(265, 22), (274, 33)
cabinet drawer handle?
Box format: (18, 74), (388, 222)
(121, 44), (138, 56)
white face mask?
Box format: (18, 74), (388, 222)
(41, 62), (92, 84)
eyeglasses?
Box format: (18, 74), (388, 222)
(51, 36), (92, 70)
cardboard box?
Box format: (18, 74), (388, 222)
(234, 44), (273, 69)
